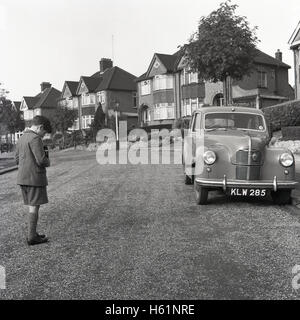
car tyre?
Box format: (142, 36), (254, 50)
(271, 190), (291, 205)
(194, 182), (208, 205)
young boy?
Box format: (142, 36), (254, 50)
(15, 115), (52, 245)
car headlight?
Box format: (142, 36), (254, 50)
(203, 150), (216, 165)
(279, 153), (294, 167)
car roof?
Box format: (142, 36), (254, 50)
(195, 106), (264, 115)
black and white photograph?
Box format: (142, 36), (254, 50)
(1, 0), (300, 305)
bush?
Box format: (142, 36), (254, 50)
(263, 99), (300, 132)
(174, 118), (191, 130)
(281, 126), (300, 141)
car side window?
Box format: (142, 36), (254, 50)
(192, 113), (201, 132)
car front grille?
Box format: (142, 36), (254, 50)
(235, 149), (261, 180)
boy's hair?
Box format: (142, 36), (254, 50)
(32, 116), (52, 133)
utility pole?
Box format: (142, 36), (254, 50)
(115, 100), (119, 150)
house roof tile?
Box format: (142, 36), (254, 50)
(96, 66), (136, 92)
(22, 86), (61, 110)
(81, 76), (102, 92)
(23, 96), (39, 109)
(254, 49), (290, 68)
(65, 81), (79, 95)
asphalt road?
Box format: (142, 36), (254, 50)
(1, 148), (300, 299)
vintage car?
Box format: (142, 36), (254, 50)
(183, 106), (298, 205)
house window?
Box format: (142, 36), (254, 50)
(66, 97), (73, 108)
(153, 75), (173, 91)
(153, 103), (175, 120)
(133, 92), (137, 108)
(190, 72), (198, 84)
(181, 98), (191, 116)
(82, 93), (89, 105)
(141, 80), (151, 95)
(191, 98), (197, 113)
(182, 68), (198, 85)
(73, 98), (78, 108)
(82, 115), (94, 129)
(24, 110), (34, 120)
(70, 118), (79, 130)
(181, 98), (202, 116)
(258, 71), (267, 88)
(97, 91), (105, 104)
(90, 94), (95, 104)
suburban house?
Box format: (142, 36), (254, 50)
(20, 82), (61, 128)
(60, 58), (138, 132)
(137, 49), (294, 129)
(289, 20), (300, 99)
(59, 80), (80, 130)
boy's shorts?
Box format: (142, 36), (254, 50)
(20, 185), (48, 205)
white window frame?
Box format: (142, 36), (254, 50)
(153, 103), (175, 120)
(153, 75), (173, 91)
(82, 93), (90, 106)
(97, 91), (106, 104)
(182, 68), (198, 85)
(141, 80), (151, 96)
(82, 115), (94, 129)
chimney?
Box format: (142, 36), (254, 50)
(40, 82), (51, 92)
(99, 58), (113, 73)
(275, 49), (282, 62)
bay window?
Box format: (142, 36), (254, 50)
(181, 98), (203, 117)
(153, 103), (175, 120)
(181, 68), (198, 85)
(153, 75), (174, 91)
(82, 93), (96, 105)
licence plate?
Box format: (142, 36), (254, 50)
(228, 188), (267, 197)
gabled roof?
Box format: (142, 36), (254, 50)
(289, 20), (300, 48)
(96, 66), (136, 92)
(254, 49), (290, 68)
(155, 53), (179, 72)
(22, 86), (61, 110)
(23, 96), (39, 109)
(138, 50), (184, 82)
(80, 76), (102, 93)
(65, 81), (79, 96)
(13, 101), (21, 111)
(35, 87), (61, 108)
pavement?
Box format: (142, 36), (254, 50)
(0, 152), (17, 175)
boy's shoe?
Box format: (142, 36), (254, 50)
(27, 235), (49, 246)
(36, 233), (46, 238)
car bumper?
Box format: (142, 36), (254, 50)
(195, 175), (298, 192)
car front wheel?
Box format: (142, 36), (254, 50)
(271, 190), (291, 205)
(194, 183), (208, 205)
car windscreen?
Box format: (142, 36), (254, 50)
(204, 112), (265, 131)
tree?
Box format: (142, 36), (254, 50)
(0, 96), (24, 144)
(89, 102), (106, 142)
(181, 1), (259, 105)
(51, 106), (78, 148)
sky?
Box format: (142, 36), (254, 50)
(0, 0), (300, 101)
